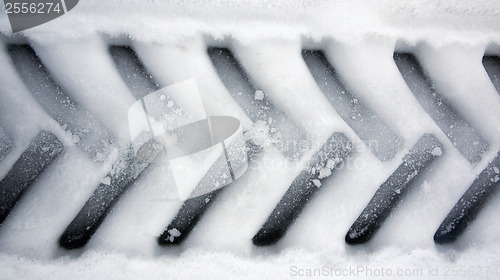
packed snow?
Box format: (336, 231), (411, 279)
(254, 90), (264, 101)
(0, 0), (500, 279)
(431, 147), (443, 157)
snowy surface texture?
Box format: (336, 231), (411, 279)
(1, 0), (500, 279)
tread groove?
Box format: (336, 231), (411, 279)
(394, 53), (488, 165)
(303, 50), (402, 161)
(253, 133), (353, 246)
(7, 45), (114, 161)
(346, 134), (443, 244)
(0, 131), (64, 225)
(434, 152), (500, 244)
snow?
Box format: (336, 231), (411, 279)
(317, 168), (332, 179)
(244, 120), (272, 147)
(71, 135), (80, 144)
(493, 175), (500, 183)
(167, 228), (181, 242)
(254, 90), (264, 101)
(312, 179), (321, 188)
(0, 0), (500, 279)
(431, 146), (443, 157)
(100, 176), (111, 186)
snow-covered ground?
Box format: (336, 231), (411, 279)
(1, 0), (500, 279)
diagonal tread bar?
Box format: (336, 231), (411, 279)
(156, 47), (314, 246)
(346, 134), (443, 245)
(394, 53), (488, 165)
(208, 47), (309, 160)
(110, 46), (161, 100)
(482, 55), (500, 95)
(60, 46), (157, 249)
(253, 133), (353, 246)
(7, 45), (113, 162)
(0, 131), (64, 225)
(158, 189), (223, 245)
(434, 152), (500, 244)
(59, 147), (148, 249)
(158, 142), (258, 246)
(302, 50), (402, 161)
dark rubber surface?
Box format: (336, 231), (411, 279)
(253, 133), (353, 246)
(482, 55), (500, 95)
(394, 53), (488, 165)
(346, 134), (443, 245)
(303, 50), (402, 161)
(8, 45), (113, 161)
(208, 47), (308, 160)
(434, 152), (500, 244)
(59, 147), (148, 249)
(0, 131), (64, 225)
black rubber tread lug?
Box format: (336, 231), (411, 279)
(346, 134), (443, 245)
(158, 188), (223, 246)
(253, 133), (353, 246)
(59, 147), (148, 249)
(109, 46), (161, 100)
(394, 53), (488, 165)
(303, 50), (402, 161)
(482, 55), (500, 95)
(7, 45), (113, 161)
(0, 131), (64, 225)
(157, 140), (258, 246)
(434, 152), (500, 244)
(208, 47), (308, 160)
